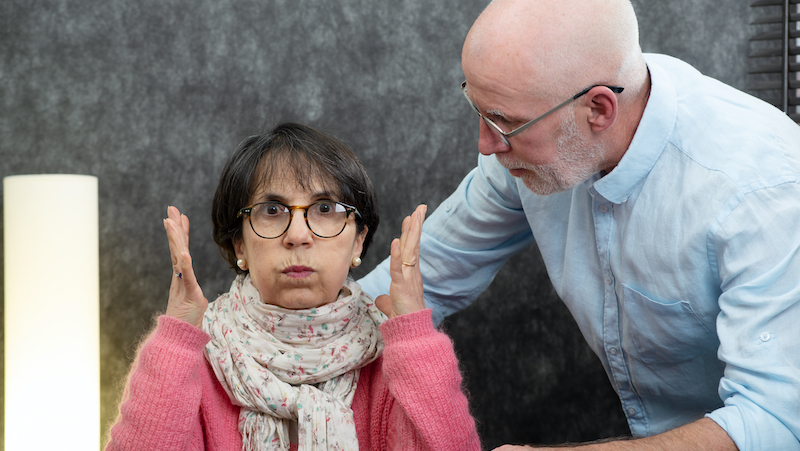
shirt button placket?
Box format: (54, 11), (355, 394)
(593, 197), (648, 434)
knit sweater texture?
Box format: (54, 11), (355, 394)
(105, 308), (480, 451)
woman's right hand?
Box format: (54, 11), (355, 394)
(163, 206), (208, 328)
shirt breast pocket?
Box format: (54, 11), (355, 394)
(621, 284), (719, 364)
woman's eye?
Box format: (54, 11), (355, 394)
(264, 204), (282, 215)
(314, 202), (336, 214)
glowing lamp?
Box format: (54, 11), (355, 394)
(4, 174), (99, 450)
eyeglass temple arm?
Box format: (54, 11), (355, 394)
(504, 96), (576, 138)
(505, 85), (625, 139)
(573, 85), (624, 99)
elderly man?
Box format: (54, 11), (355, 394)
(360, 0), (800, 450)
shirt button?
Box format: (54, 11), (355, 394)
(444, 203), (452, 212)
(598, 205), (609, 213)
(626, 406), (637, 416)
(605, 277), (612, 285)
(760, 332), (770, 342)
(609, 347), (618, 355)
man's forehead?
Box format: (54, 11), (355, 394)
(464, 76), (544, 120)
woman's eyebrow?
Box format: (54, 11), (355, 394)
(254, 192), (288, 203)
(309, 190), (340, 202)
(254, 190), (339, 204)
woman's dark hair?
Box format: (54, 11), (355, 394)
(212, 122), (379, 274)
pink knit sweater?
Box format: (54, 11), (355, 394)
(105, 309), (480, 451)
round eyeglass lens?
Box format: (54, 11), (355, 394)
(250, 202), (290, 238)
(306, 201), (349, 237)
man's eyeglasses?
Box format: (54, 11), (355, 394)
(237, 200), (361, 239)
(461, 81), (624, 146)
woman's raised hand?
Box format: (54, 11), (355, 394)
(375, 204), (427, 319)
(163, 206), (209, 328)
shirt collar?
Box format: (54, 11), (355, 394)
(591, 55), (678, 204)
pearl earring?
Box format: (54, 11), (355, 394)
(352, 257), (362, 268)
(237, 259), (247, 270)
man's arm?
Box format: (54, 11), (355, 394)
(494, 418), (736, 451)
(359, 154), (535, 324)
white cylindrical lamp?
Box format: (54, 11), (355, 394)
(3, 174), (99, 451)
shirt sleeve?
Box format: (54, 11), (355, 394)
(359, 154), (535, 324)
(378, 309), (481, 450)
(706, 182), (800, 450)
(105, 316), (212, 451)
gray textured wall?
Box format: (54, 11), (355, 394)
(1, 1), (754, 449)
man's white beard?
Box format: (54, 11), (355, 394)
(497, 112), (608, 196)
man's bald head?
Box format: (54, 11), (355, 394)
(463, 0), (647, 101)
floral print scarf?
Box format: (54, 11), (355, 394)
(203, 274), (386, 450)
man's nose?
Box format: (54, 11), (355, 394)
(477, 119), (510, 156)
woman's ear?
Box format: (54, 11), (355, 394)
(233, 237), (250, 271)
(352, 226), (367, 262)
(233, 237), (246, 260)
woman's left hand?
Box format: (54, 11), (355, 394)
(375, 204), (427, 319)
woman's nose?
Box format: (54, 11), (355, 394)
(283, 210), (313, 244)
(477, 119), (510, 156)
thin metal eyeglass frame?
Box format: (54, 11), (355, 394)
(461, 81), (624, 146)
(237, 200), (361, 239)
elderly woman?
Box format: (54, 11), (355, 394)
(105, 122), (480, 451)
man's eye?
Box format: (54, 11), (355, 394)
(492, 116), (512, 127)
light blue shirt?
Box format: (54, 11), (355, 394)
(359, 54), (800, 450)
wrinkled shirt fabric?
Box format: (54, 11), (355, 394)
(359, 53), (800, 450)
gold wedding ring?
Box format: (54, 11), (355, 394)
(402, 261), (416, 267)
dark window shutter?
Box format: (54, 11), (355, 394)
(749, 0), (800, 124)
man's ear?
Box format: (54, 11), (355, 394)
(584, 86), (618, 132)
